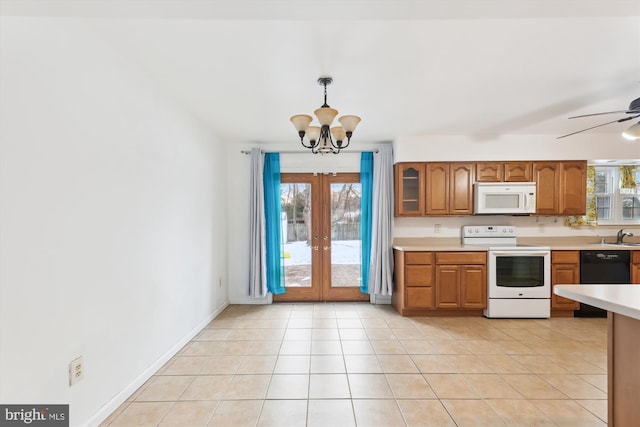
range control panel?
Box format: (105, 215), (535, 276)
(461, 225), (516, 238)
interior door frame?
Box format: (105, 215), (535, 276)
(274, 172), (369, 302)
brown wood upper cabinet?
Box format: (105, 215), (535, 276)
(394, 163), (425, 216)
(533, 161), (586, 216)
(426, 162), (474, 215)
(476, 162), (532, 182)
(395, 162), (474, 216)
(394, 160), (586, 217)
(560, 161), (588, 216)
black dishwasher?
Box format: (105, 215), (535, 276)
(578, 250), (631, 317)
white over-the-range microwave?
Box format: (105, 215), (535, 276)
(473, 182), (536, 215)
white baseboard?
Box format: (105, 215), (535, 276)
(229, 294), (272, 305)
(231, 295), (389, 305)
(85, 300), (230, 427)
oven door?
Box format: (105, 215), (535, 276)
(488, 250), (551, 298)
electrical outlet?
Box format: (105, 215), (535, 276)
(434, 224), (441, 233)
(69, 356), (84, 386)
(538, 223), (545, 233)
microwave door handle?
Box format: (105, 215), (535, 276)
(525, 192), (535, 211)
(524, 193), (530, 210)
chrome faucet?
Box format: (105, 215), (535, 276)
(616, 228), (634, 244)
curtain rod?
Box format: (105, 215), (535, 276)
(241, 149), (379, 154)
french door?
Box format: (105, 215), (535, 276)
(274, 173), (369, 302)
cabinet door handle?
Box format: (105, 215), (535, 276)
(323, 246), (331, 251)
(313, 246), (319, 251)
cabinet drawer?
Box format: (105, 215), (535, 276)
(436, 252), (486, 265)
(406, 286), (434, 308)
(552, 250), (580, 264)
(405, 265), (433, 286)
(405, 252), (433, 265)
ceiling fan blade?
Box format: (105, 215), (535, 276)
(568, 109), (640, 119)
(557, 114), (640, 139)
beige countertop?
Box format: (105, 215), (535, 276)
(554, 284), (640, 321)
(393, 243), (488, 251)
(393, 236), (640, 251)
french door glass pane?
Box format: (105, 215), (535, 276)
(281, 183), (312, 287)
(330, 183), (362, 288)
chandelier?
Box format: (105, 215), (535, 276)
(290, 77), (361, 154)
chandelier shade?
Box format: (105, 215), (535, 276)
(330, 126), (346, 144)
(290, 77), (361, 154)
(305, 126), (321, 143)
(314, 107), (339, 126)
(338, 115), (361, 133)
(290, 115), (313, 133)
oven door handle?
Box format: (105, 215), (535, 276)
(491, 251), (549, 257)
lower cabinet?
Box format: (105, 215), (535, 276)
(435, 252), (487, 309)
(551, 250), (580, 312)
(632, 251), (640, 284)
(392, 250), (486, 315)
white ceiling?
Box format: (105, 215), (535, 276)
(3, 0), (640, 144)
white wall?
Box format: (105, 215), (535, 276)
(392, 133), (640, 240)
(0, 17), (228, 426)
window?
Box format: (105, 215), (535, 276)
(593, 165), (640, 224)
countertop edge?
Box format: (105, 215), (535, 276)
(393, 243), (640, 251)
(554, 284), (640, 321)
(392, 245), (487, 251)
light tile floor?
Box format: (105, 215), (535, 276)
(100, 303), (608, 426)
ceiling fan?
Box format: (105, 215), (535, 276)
(557, 96), (640, 139)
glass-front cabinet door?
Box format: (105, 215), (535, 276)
(395, 163), (425, 216)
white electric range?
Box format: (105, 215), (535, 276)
(462, 225), (551, 318)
